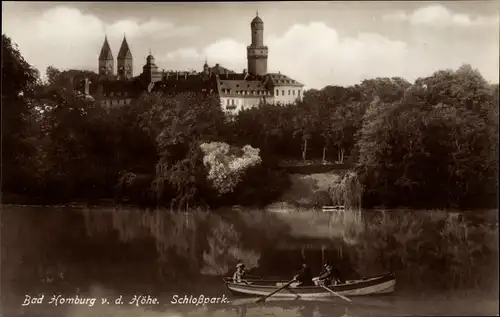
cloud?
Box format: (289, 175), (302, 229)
(159, 22), (412, 88)
(3, 6), (198, 79)
(383, 4), (500, 27)
(3, 4), (497, 89)
(157, 20), (498, 89)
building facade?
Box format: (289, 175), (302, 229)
(83, 14), (304, 114)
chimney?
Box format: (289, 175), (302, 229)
(225, 69), (229, 79)
(184, 72), (187, 80)
(243, 69), (248, 80)
(84, 78), (90, 95)
(176, 71), (179, 80)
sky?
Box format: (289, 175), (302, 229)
(2, 1), (499, 89)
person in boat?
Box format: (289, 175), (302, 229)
(314, 262), (345, 285)
(293, 263), (314, 286)
(233, 262), (247, 284)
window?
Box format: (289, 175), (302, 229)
(232, 99), (235, 105)
(276, 89), (279, 95)
(288, 90), (290, 96)
(124, 92), (128, 97)
(282, 90), (285, 96)
(293, 90), (296, 96)
(103, 92), (107, 97)
(110, 92), (114, 97)
(116, 92), (121, 97)
(298, 90), (301, 96)
(227, 99), (231, 106)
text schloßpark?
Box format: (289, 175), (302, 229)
(22, 294), (229, 307)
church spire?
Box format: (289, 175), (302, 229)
(117, 34), (133, 79)
(98, 35), (113, 60)
(117, 34), (132, 60)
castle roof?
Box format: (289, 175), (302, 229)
(117, 36), (132, 60)
(98, 36), (113, 60)
(78, 76), (147, 96)
(218, 78), (272, 98)
(152, 73), (218, 94)
(266, 73), (303, 87)
(209, 64), (237, 76)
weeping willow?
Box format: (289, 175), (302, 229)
(328, 171), (365, 242)
(328, 171), (363, 210)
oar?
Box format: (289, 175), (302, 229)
(320, 284), (352, 302)
(255, 279), (295, 303)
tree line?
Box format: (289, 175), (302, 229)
(2, 34), (498, 209)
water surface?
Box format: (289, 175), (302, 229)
(1, 206), (498, 316)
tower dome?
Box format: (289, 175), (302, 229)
(251, 15), (263, 24)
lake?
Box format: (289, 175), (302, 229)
(1, 206), (498, 317)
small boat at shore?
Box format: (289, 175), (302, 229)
(223, 273), (396, 299)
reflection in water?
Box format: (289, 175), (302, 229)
(1, 206), (498, 317)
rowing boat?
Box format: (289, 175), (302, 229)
(223, 273), (396, 298)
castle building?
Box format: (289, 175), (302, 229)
(82, 13), (304, 113)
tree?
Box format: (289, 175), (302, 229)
(200, 142), (262, 195)
(356, 65), (498, 208)
(2, 34), (40, 194)
(138, 91), (226, 208)
(33, 74), (112, 202)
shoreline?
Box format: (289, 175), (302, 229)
(1, 202), (495, 214)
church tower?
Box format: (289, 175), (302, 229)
(142, 52), (161, 83)
(247, 12), (268, 76)
(117, 35), (133, 80)
(98, 36), (114, 76)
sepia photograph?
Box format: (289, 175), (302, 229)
(1, 1), (499, 316)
